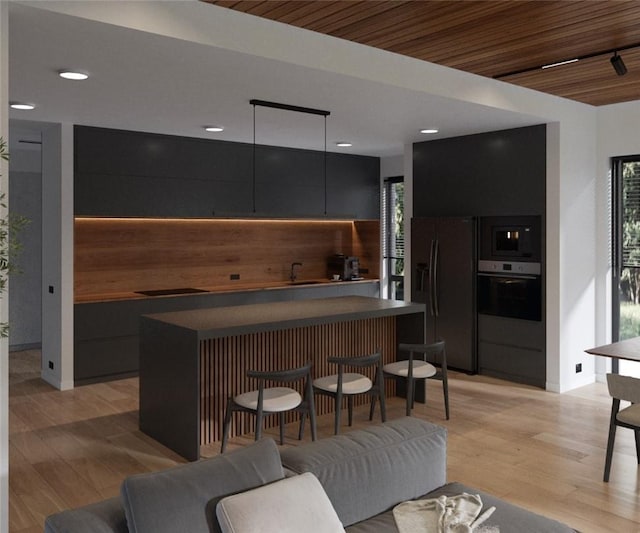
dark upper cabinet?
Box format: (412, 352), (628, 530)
(75, 126), (380, 219)
(327, 153), (380, 219)
(413, 124), (546, 217)
(254, 145), (325, 216)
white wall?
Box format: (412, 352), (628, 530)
(595, 102), (640, 380)
(553, 113), (599, 392)
(40, 123), (74, 390)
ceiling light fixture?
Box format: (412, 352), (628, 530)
(10, 102), (35, 110)
(204, 126), (224, 132)
(59, 70), (89, 81)
(336, 142), (352, 147)
(250, 99), (330, 215)
(494, 41), (640, 79)
(541, 58), (579, 69)
(611, 52), (628, 76)
(420, 129), (439, 134)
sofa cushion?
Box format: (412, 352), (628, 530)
(343, 482), (576, 533)
(280, 417), (447, 527)
(216, 472), (346, 533)
(44, 497), (128, 533)
(120, 437), (284, 533)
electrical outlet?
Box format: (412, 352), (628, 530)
(48, 361), (54, 370)
(575, 363), (582, 373)
(48, 285), (54, 294)
(230, 274), (240, 280)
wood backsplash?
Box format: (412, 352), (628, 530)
(74, 218), (380, 297)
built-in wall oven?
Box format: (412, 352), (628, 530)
(477, 260), (541, 321)
(477, 215), (542, 321)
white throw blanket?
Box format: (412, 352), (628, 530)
(393, 493), (499, 533)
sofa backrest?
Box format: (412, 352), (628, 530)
(279, 417), (447, 527)
(120, 437), (284, 533)
(44, 497), (128, 533)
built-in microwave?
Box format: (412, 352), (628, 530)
(479, 215), (541, 262)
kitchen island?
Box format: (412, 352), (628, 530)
(139, 295), (426, 460)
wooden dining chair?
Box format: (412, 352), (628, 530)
(313, 351), (386, 435)
(384, 341), (449, 419)
(603, 373), (640, 482)
(221, 363), (316, 453)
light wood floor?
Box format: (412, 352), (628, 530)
(8, 349), (640, 533)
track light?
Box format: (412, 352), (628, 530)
(611, 52), (627, 76)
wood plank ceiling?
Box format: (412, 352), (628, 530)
(206, 0), (640, 106)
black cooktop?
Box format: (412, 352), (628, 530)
(135, 287), (208, 297)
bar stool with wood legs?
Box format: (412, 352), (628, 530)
(313, 351), (386, 435)
(384, 341), (450, 419)
(221, 363), (316, 453)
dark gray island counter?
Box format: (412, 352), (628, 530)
(140, 296), (426, 460)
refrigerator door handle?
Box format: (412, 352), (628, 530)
(428, 239), (436, 316)
(433, 239), (440, 317)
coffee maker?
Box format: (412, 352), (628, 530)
(327, 254), (360, 281)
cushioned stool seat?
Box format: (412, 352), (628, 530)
(383, 360), (436, 379)
(313, 373), (372, 395)
(234, 387), (302, 412)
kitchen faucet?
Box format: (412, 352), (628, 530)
(290, 262), (302, 282)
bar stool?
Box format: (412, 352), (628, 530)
(313, 351), (386, 435)
(221, 363), (316, 453)
(384, 341), (449, 419)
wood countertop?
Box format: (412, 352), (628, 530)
(142, 295), (425, 340)
(74, 278), (379, 304)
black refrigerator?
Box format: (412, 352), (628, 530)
(411, 217), (477, 372)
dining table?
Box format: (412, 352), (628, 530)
(584, 336), (640, 373)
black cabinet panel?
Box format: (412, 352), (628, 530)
(477, 314), (545, 387)
(76, 173), (252, 217)
(413, 125), (545, 217)
(74, 126), (379, 219)
(327, 153), (380, 219)
(75, 126), (253, 182)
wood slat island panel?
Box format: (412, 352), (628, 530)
(140, 296), (425, 460)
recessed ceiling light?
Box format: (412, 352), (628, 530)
(336, 142), (352, 147)
(420, 129), (439, 134)
(204, 126), (224, 132)
(10, 103), (35, 110)
(59, 70), (89, 81)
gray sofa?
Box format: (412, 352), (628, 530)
(44, 417), (575, 533)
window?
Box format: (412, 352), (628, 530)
(382, 177), (404, 300)
(613, 156), (640, 375)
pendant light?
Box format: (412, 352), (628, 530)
(250, 99), (330, 215)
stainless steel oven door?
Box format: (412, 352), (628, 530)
(477, 271), (541, 321)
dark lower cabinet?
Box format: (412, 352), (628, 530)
(477, 314), (545, 388)
(74, 282), (380, 385)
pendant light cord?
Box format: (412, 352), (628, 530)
(324, 114), (327, 216)
(250, 99), (330, 216)
(252, 103), (256, 213)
